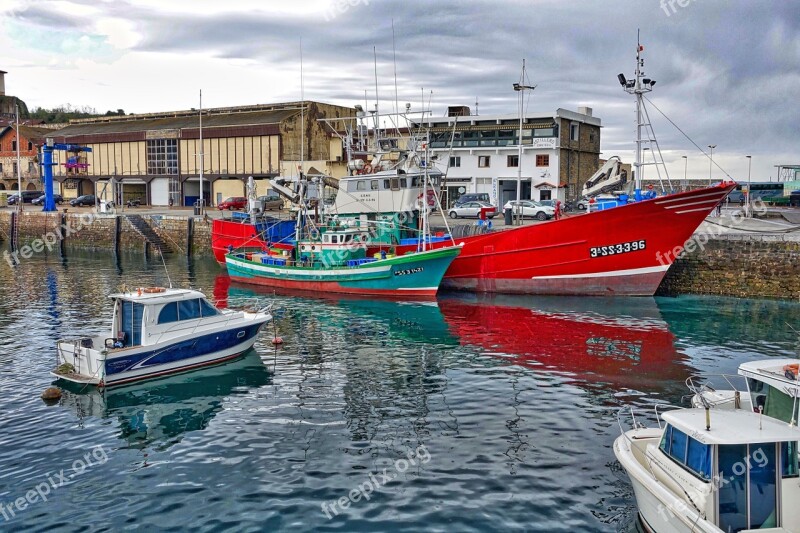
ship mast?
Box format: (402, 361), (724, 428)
(619, 31), (671, 196)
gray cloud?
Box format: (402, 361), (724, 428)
(6, 0), (798, 179)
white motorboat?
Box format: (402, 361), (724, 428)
(688, 359), (800, 425)
(615, 405), (800, 532)
(52, 287), (272, 387)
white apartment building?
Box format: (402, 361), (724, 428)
(420, 107), (601, 207)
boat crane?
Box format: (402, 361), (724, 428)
(40, 138), (92, 212)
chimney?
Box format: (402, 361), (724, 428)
(577, 106), (592, 117)
(0, 70), (6, 96)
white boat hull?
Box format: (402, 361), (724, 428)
(614, 432), (721, 533)
(54, 311), (271, 387)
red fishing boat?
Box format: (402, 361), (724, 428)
(212, 42), (733, 296)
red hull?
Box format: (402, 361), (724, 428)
(213, 184), (734, 296)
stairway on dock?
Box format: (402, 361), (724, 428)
(125, 215), (172, 254)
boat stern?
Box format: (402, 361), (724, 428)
(52, 337), (106, 385)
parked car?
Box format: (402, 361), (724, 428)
(503, 200), (555, 221)
(453, 193), (491, 208)
(790, 191), (800, 207)
(256, 194), (283, 211)
(448, 201), (497, 219)
(126, 198), (142, 207)
(8, 191), (44, 205)
(70, 194), (97, 207)
(217, 196), (248, 211)
(575, 197), (590, 210)
(31, 193), (64, 206)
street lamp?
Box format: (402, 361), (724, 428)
(746, 155), (752, 218)
(708, 145), (716, 186)
(682, 156), (688, 192)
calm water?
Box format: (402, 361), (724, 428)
(1, 246), (799, 532)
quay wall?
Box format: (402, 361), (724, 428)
(656, 235), (800, 300)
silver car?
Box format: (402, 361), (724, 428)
(448, 201), (497, 219)
(503, 200), (555, 221)
(257, 194), (284, 211)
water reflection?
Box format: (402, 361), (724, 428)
(438, 293), (691, 398)
(58, 350), (272, 451)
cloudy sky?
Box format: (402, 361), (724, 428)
(1, 0), (797, 181)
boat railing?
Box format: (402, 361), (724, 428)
(616, 403), (682, 439)
(684, 373), (748, 408)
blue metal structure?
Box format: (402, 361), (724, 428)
(41, 141), (92, 212)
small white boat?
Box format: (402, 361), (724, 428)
(688, 359), (800, 425)
(52, 287), (272, 387)
(615, 405), (800, 533)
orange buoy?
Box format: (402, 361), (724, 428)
(271, 337), (284, 345)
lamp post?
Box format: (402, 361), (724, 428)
(513, 60), (536, 225)
(708, 144), (716, 186)
(682, 155), (688, 192)
(746, 155), (752, 218)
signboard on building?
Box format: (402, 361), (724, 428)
(146, 129), (179, 140)
(530, 138), (557, 149)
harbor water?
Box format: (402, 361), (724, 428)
(1, 248), (799, 532)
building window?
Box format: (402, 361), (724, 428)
(570, 123), (579, 142)
(536, 155), (550, 167)
(27, 142), (33, 151)
(478, 156), (490, 168)
(507, 155), (519, 167)
(146, 139), (178, 175)
(13, 163), (17, 175)
(28, 162), (35, 173)
(11, 140), (16, 151)
(449, 156), (461, 168)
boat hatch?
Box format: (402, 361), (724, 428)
(119, 300), (145, 347)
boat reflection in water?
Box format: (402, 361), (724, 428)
(438, 293), (690, 394)
(58, 349), (272, 450)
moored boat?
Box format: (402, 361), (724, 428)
(52, 287), (272, 387)
(615, 405), (800, 532)
(225, 232), (462, 298)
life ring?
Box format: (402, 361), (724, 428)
(308, 228), (320, 240)
(362, 164), (373, 174)
(784, 363), (799, 380)
(141, 287), (166, 294)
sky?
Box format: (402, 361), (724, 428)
(1, 0), (798, 182)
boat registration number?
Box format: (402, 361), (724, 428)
(394, 267), (424, 276)
(590, 240), (646, 258)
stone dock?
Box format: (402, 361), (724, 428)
(1, 208), (799, 300)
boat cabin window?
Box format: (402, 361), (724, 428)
(390, 178), (400, 190)
(718, 443), (779, 532)
(659, 424), (712, 480)
(383, 179), (390, 189)
(158, 298), (218, 324)
(412, 176), (423, 187)
(371, 180), (379, 190)
(783, 442), (799, 478)
(400, 178), (407, 188)
(747, 377), (799, 424)
(331, 235), (339, 244)
(356, 181), (366, 191)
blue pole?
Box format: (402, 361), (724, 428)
(42, 143), (56, 212)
